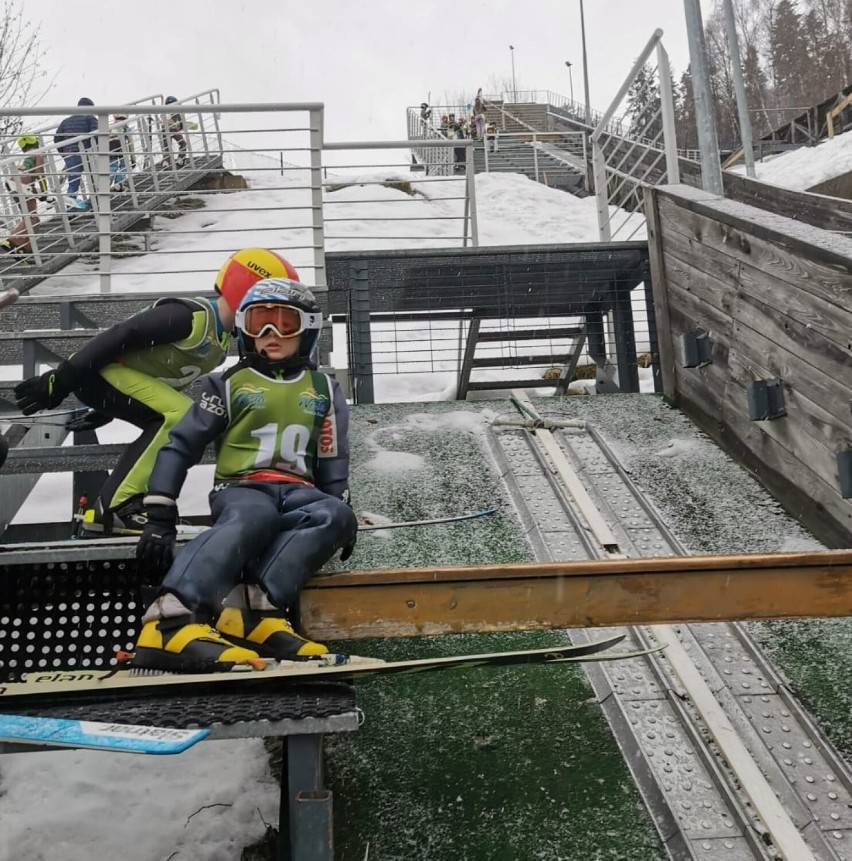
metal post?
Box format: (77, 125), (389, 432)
(532, 134), (540, 182)
(509, 45), (516, 102)
(593, 141), (611, 241)
(309, 107), (327, 289)
(722, 0), (756, 177)
(683, 0), (724, 194)
(579, 0), (592, 124)
(656, 43), (681, 183)
(95, 113), (112, 294)
(464, 145), (479, 247)
(349, 261), (374, 405)
(565, 61), (574, 106)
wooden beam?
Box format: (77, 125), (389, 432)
(300, 550), (852, 639)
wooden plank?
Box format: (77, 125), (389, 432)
(727, 345), (852, 468)
(660, 201), (852, 348)
(643, 190), (677, 399)
(657, 192), (852, 308)
(721, 372), (844, 493)
(663, 247), (852, 431)
(678, 166), (852, 234)
(298, 550), (852, 639)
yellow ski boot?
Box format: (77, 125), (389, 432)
(133, 615), (265, 672)
(215, 607), (328, 660)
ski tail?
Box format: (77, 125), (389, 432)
(0, 713), (210, 754)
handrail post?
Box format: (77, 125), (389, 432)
(593, 141), (611, 241)
(464, 144), (479, 247)
(309, 107), (326, 288)
(656, 42), (681, 183)
(532, 134), (540, 182)
(95, 113), (112, 294)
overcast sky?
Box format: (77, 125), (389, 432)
(31, 0), (693, 141)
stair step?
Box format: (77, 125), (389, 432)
(465, 378), (561, 391)
(474, 326), (584, 342)
(470, 354), (572, 369)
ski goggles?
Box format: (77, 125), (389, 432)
(237, 303), (321, 339)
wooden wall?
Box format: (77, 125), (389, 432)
(646, 184), (852, 547)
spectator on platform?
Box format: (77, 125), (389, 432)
(54, 97), (97, 208)
(473, 88), (487, 139)
(420, 102), (432, 124)
(440, 114), (450, 135)
(109, 114), (134, 192)
(161, 96), (188, 168)
(0, 134), (48, 257)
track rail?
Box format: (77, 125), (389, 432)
(486, 395), (852, 861)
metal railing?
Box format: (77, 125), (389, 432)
(0, 101), (479, 297)
(591, 29), (680, 242)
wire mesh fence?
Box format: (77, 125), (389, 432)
(326, 245), (657, 403)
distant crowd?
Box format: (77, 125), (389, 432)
(418, 89), (495, 141)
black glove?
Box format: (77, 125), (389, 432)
(14, 361), (78, 415)
(136, 501), (178, 570)
(339, 489), (356, 562)
(340, 533), (357, 563)
(66, 410), (112, 433)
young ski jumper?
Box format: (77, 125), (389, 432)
(13, 248), (300, 534)
(0, 134), (48, 256)
(133, 277), (358, 670)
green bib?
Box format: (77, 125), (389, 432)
(215, 367), (333, 484)
(121, 298), (229, 389)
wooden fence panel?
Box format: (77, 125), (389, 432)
(646, 184), (852, 546)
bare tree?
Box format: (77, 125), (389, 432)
(0, 1), (49, 146)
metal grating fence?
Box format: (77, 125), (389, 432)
(326, 244), (658, 403)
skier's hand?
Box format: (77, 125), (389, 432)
(339, 489), (356, 562)
(340, 533), (357, 563)
(66, 409), (112, 433)
(14, 361), (78, 415)
(136, 501), (178, 570)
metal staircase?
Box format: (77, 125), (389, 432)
(456, 316), (587, 399)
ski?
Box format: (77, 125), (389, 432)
(0, 406), (92, 425)
(358, 507), (497, 530)
(0, 713), (209, 754)
(0, 508), (500, 552)
(0, 635), (655, 703)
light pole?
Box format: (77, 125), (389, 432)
(564, 61), (574, 106)
(509, 44), (516, 102)
(579, 0), (591, 124)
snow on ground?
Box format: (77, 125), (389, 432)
(730, 126), (852, 191)
(0, 135), (842, 860)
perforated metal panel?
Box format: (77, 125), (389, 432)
(0, 558), (156, 682)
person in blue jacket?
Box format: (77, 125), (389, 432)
(54, 97), (97, 207)
(133, 277), (357, 671)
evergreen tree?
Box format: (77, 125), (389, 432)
(675, 67), (698, 150)
(769, 0), (808, 106)
(625, 64), (663, 142)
